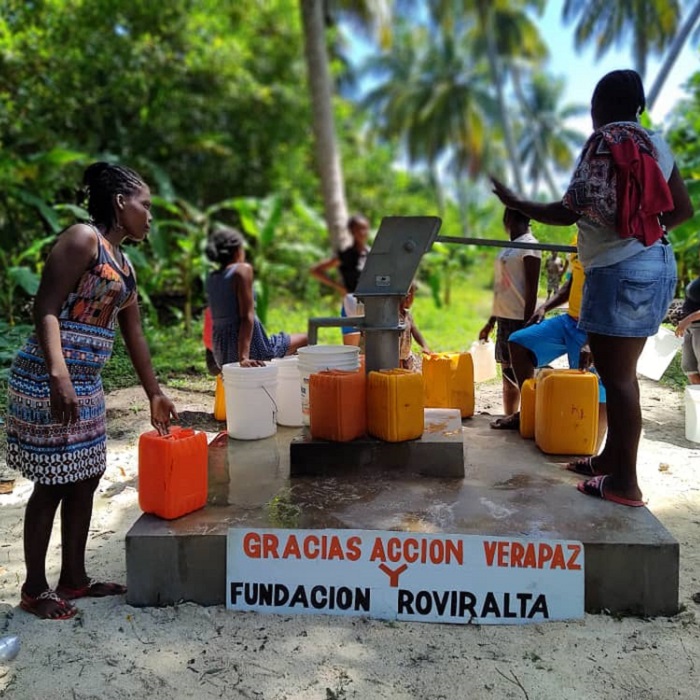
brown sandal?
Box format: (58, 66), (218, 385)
(56, 579), (127, 600)
(20, 589), (77, 620)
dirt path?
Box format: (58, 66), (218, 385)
(1, 378), (699, 699)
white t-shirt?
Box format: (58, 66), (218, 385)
(575, 126), (675, 270)
(492, 231), (541, 320)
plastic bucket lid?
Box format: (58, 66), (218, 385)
(222, 362), (278, 384)
(297, 345), (360, 360)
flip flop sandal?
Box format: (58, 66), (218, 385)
(20, 589), (78, 620)
(489, 414), (520, 430)
(576, 475), (645, 508)
(566, 456), (600, 477)
(56, 579), (127, 600)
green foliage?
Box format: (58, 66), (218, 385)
(666, 73), (700, 291)
(0, 320), (33, 414)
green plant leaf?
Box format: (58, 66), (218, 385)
(8, 266), (40, 295)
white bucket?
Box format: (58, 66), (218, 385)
(296, 345), (361, 426)
(685, 386), (700, 443)
(469, 340), (498, 383)
(222, 363), (278, 440)
(271, 357), (303, 427)
(636, 327), (682, 381)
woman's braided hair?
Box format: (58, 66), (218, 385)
(591, 69), (646, 127)
(81, 162), (145, 228)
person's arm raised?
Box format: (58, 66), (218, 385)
(34, 224), (98, 425)
(491, 177), (579, 227)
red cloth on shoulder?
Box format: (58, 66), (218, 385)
(563, 123), (673, 246)
(609, 137), (674, 246)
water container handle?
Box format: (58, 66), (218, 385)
(261, 386), (278, 424)
(161, 427), (195, 440)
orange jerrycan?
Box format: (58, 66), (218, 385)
(519, 378), (537, 439)
(309, 369), (366, 442)
(213, 374), (226, 421)
(423, 352), (474, 418)
(138, 426), (208, 519)
(367, 369), (424, 442)
(535, 369), (599, 455)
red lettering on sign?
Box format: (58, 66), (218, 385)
(378, 563), (408, 587)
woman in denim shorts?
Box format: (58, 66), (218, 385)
(491, 70), (693, 507)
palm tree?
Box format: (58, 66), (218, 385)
(514, 73), (587, 198)
(299, 1), (410, 251)
(430, 0), (548, 192)
(561, 0), (681, 80)
(647, 1), (700, 110)
(299, 0), (351, 252)
(363, 22), (495, 183)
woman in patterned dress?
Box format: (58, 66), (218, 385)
(6, 162), (178, 619)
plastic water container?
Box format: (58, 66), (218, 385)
(637, 327), (682, 381)
(685, 386), (700, 442)
(469, 340), (498, 383)
(519, 378), (537, 439)
(0, 635), (20, 662)
(368, 369), (424, 442)
(222, 363), (278, 440)
(138, 427), (208, 519)
(297, 345), (361, 426)
(213, 374), (226, 422)
(535, 369), (599, 455)
(423, 352), (475, 418)
(309, 369), (367, 441)
(272, 356), (303, 427)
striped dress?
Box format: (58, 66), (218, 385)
(5, 229), (136, 485)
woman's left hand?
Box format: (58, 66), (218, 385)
(149, 393), (179, 435)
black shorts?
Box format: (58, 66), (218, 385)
(495, 317), (526, 365)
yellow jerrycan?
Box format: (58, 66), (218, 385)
(534, 369), (598, 455)
(423, 352), (475, 418)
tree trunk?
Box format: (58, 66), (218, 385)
(647, 1), (700, 111)
(479, 2), (524, 192)
(511, 68), (560, 199)
(299, 0), (350, 252)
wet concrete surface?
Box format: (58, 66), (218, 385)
(126, 413), (678, 614)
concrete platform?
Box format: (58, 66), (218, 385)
(290, 408), (465, 478)
(126, 414), (679, 615)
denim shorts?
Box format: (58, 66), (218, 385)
(579, 242), (677, 337)
(509, 313), (606, 402)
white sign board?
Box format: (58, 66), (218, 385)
(226, 529), (584, 624)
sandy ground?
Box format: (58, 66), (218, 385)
(1, 375), (700, 700)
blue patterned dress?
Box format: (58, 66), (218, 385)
(206, 264), (289, 366)
(6, 228), (136, 485)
